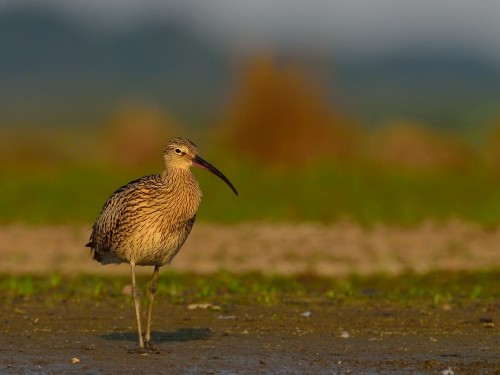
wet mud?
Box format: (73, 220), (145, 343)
(1, 297), (498, 374)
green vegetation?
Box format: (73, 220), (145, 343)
(2, 163), (500, 225)
(1, 271), (498, 306)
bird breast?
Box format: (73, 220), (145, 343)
(126, 181), (201, 266)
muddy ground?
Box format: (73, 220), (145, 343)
(1, 297), (498, 374)
(1, 222), (499, 374)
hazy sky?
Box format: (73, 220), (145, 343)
(2, 0), (500, 61)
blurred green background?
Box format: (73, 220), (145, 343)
(1, 2), (500, 226)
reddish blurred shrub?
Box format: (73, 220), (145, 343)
(219, 56), (358, 166)
(0, 127), (91, 168)
(483, 116), (500, 170)
(367, 120), (474, 171)
(99, 103), (180, 167)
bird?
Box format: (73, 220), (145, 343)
(85, 138), (238, 351)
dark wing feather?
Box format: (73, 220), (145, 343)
(86, 175), (157, 252)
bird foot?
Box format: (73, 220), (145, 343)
(127, 338), (160, 354)
(127, 343), (160, 354)
(144, 341), (160, 353)
(128, 346), (147, 354)
(128, 345), (159, 354)
(127, 342), (158, 354)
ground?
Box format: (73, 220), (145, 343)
(2, 220), (499, 276)
(1, 297), (498, 374)
(0, 222), (499, 374)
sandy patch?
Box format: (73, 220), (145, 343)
(0, 220), (499, 276)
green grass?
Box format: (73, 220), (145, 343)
(2, 163), (500, 225)
(1, 271), (498, 306)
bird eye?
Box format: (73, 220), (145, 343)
(174, 148), (182, 155)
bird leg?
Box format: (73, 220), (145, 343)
(144, 265), (160, 350)
(130, 261), (145, 350)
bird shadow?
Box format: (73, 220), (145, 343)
(101, 328), (212, 343)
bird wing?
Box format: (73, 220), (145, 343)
(86, 176), (151, 253)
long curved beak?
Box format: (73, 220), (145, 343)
(193, 155), (238, 196)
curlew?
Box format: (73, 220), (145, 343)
(86, 138), (237, 351)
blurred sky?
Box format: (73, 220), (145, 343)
(1, 0), (500, 62)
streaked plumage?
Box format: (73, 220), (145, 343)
(86, 138), (237, 351)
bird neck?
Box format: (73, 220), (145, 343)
(161, 168), (201, 197)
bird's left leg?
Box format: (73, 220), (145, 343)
(144, 265), (160, 350)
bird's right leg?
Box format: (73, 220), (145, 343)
(144, 265), (160, 350)
(130, 261), (145, 350)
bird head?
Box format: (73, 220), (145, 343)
(163, 138), (238, 195)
